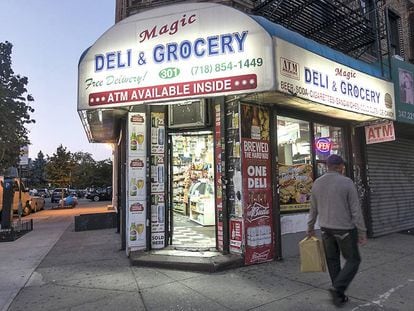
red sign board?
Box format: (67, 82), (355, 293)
(241, 138), (274, 265)
(89, 74), (257, 106)
(365, 121), (395, 144)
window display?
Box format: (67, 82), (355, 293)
(277, 116), (313, 213)
(277, 116), (347, 213)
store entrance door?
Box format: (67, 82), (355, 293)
(169, 132), (216, 248)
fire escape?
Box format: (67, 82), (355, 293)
(117, 0), (391, 78)
(252, 0), (390, 77)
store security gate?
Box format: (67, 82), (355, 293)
(366, 138), (414, 237)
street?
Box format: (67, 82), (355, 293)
(1, 199), (413, 310)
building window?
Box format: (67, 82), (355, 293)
(277, 117), (347, 214)
(277, 116), (313, 213)
(388, 10), (402, 57)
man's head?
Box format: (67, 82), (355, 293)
(326, 154), (345, 172)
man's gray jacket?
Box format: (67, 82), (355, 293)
(307, 171), (367, 238)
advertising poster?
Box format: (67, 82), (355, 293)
(127, 113), (147, 250)
(391, 57), (414, 124)
(241, 104), (274, 265)
(279, 164), (313, 212)
(151, 112), (166, 249)
(214, 104), (224, 250)
(230, 218), (243, 251)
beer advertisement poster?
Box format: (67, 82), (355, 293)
(127, 113), (147, 251)
(151, 112), (166, 249)
(240, 104), (274, 265)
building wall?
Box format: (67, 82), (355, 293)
(115, 0), (254, 22)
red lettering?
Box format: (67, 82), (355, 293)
(139, 14), (197, 43)
(368, 128), (375, 140)
(139, 26), (157, 43)
(159, 25), (169, 36)
(382, 124), (392, 137)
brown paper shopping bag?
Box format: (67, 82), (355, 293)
(299, 236), (326, 272)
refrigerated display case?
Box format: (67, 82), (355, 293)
(189, 180), (215, 226)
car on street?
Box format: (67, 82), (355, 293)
(85, 186), (112, 202)
(36, 188), (50, 198)
(59, 194), (78, 207)
(51, 188), (69, 203)
(0, 178), (45, 216)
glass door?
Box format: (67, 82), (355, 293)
(313, 123), (346, 177)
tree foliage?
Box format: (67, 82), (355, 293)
(92, 159), (112, 187)
(71, 151), (97, 188)
(42, 147), (112, 189)
(30, 151), (47, 186)
(45, 145), (76, 188)
(0, 41), (35, 172)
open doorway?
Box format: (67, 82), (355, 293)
(169, 132), (216, 249)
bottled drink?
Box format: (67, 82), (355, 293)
(130, 130), (137, 151)
(251, 107), (260, 140)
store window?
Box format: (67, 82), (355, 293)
(277, 116), (313, 213)
(277, 117), (347, 213)
(314, 123), (346, 177)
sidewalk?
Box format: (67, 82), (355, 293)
(0, 203), (110, 311)
(2, 207), (414, 311)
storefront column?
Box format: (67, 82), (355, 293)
(270, 106), (282, 260)
(120, 119), (127, 250)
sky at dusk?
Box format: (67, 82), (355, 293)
(0, 0), (116, 161)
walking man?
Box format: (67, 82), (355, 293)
(307, 154), (367, 307)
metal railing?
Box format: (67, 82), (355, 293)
(0, 219), (33, 242)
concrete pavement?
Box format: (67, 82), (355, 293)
(1, 202), (414, 310)
(0, 201), (110, 311)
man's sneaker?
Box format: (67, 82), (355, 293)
(329, 288), (348, 307)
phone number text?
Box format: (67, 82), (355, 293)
(191, 58), (263, 76)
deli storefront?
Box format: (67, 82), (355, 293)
(77, 3), (395, 264)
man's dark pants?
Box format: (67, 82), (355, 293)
(321, 227), (361, 295)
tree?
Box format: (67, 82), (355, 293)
(30, 151), (47, 187)
(45, 145), (75, 188)
(93, 159), (112, 187)
(0, 41), (35, 172)
(71, 151), (97, 188)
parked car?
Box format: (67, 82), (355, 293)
(0, 177), (45, 216)
(51, 188), (69, 203)
(59, 194), (78, 207)
(36, 188), (50, 198)
(85, 186), (112, 202)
